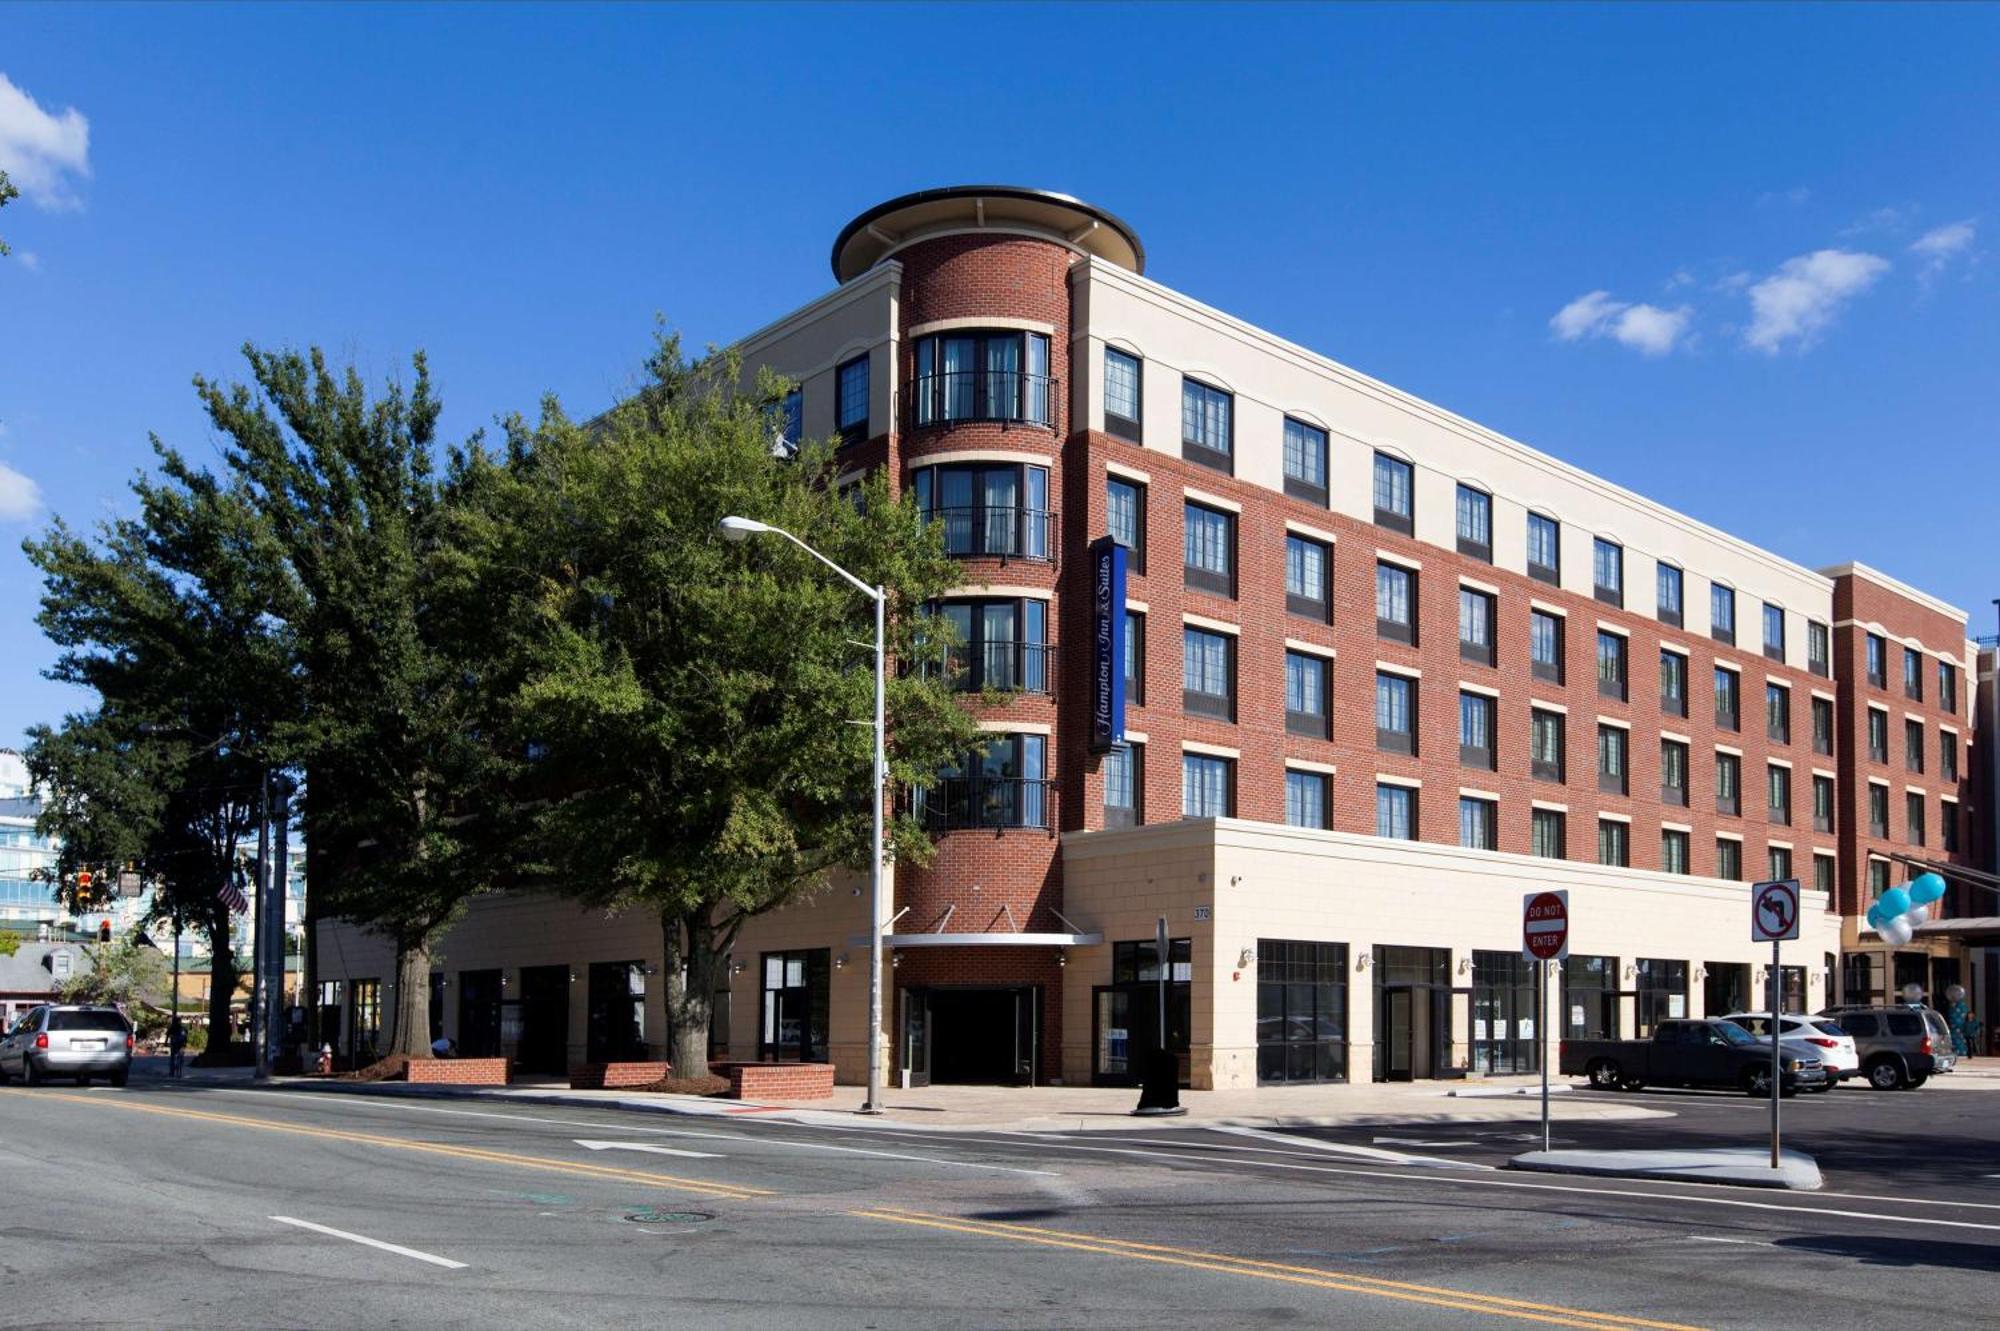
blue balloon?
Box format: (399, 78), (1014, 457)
(1909, 873), (1947, 906)
(1865, 903), (1887, 929)
(1878, 887), (1912, 919)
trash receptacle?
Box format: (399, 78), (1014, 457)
(1132, 1049), (1185, 1116)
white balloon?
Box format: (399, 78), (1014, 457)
(1906, 904), (1931, 927)
(1880, 917), (1915, 946)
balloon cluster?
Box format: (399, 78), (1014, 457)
(1864, 872), (1947, 945)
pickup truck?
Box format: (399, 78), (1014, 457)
(1560, 1018), (1827, 1097)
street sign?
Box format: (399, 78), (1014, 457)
(1751, 879), (1801, 942)
(1522, 890), (1570, 962)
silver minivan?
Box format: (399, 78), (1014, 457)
(0, 1005), (133, 1087)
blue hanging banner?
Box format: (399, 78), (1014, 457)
(1090, 536), (1128, 752)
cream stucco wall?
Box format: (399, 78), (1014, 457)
(733, 261), (900, 444)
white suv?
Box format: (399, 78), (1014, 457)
(1723, 1012), (1859, 1088)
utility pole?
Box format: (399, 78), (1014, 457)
(267, 778), (292, 1068)
(251, 768), (273, 1079)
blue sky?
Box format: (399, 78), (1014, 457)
(2, 4), (1996, 747)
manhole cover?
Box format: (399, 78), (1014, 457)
(624, 1209), (714, 1225)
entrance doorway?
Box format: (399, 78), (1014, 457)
(458, 969), (503, 1058)
(1373, 945), (1452, 1082)
(902, 986), (1039, 1085)
(517, 965), (570, 1076)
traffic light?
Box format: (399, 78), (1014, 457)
(98, 919), (112, 944)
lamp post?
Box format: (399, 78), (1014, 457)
(720, 516), (888, 1114)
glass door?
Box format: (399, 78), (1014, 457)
(901, 988), (932, 1088)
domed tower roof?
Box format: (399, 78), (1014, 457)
(831, 185), (1145, 283)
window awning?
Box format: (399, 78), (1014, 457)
(845, 931), (1102, 949)
(1913, 917), (2000, 937)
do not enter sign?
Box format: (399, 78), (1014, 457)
(1523, 890), (1570, 962)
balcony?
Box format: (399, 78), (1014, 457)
(920, 505), (1056, 563)
(939, 642), (1054, 695)
(908, 370), (1056, 431)
(915, 777), (1055, 832)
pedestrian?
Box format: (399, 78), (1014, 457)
(166, 1016), (187, 1078)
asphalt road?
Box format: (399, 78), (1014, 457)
(1, 1078), (1994, 1329)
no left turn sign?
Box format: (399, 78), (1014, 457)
(1751, 879), (1801, 942)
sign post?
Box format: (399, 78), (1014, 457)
(1751, 878), (1802, 1169)
(1523, 891), (1570, 1153)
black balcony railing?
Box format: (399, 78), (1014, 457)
(920, 505), (1056, 562)
(938, 642), (1055, 694)
(909, 371), (1057, 429)
(915, 777), (1056, 832)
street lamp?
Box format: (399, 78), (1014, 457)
(720, 515), (888, 1114)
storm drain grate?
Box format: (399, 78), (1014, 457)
(624, 1208), (715, 1225)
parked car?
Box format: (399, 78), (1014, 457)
(1817, 1004), (1950, 1089)
(1561, 1018), (1827, 1097)
(1723, 1012), (1859, 1089)
(0, 1004), (133, 1087)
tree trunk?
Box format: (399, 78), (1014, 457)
(386, 937), (433, 1059)
(662, 906), (718, 1079)
(204, 906), (237, 1048)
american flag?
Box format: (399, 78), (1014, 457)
(218, 877), (249, 915)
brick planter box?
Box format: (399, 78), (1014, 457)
(405, 1057), (509, 1085)
(716, 1061), (835, 1100)
(569, 1061), (670, 1090)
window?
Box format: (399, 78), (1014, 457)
(1661, 739), (1689, 806)
(1526, 513), (1560, 583)
(1106, 476), (1144, 569)
(1868, 783), (1889, 836)
(1459, 796), (1497, 850)
(1941, 731), (1958, 783)
(1372, 453), (1413, 533)
(1103, 347), (1142, 441)
(1123, 610), (1144, 706)
(1592, 538), (1624, 606)
(1182, 627), (1235, 721)
(1285, 770), (1328, 829)
(1716, 838), (1742, 881)
(1868, 857), (1891, 896)
(1530, 610), (1564, 684)
(1106, 937), (1192, 1085)
(926, 597), (1050, 693)
(1813, 774), (1835, 833)
(1866, 633), (1886, 688)
(1657, 563), (1684, 627)
(1940, 660), (1959, 714)
(1716, 751), (1741, 816)
(1183, 501), (1234, 597)
(1256, 940), (1348, 1085)
(835, 354), (870, 443)
(1180, 378), (1233, 472)
(1767, 764), (1791, 825)
(1283, 417), (1329, 505)
(1182, 753), (1234, 818)
(1596, 631), (1627, 701)
(912, 329), (1052, 427)
(1943, 800), (1960, 853)
(1659, 648), (1688, 717)
(1285, 651), (1329, 739)
(912, 462), (1052, 560)
(1459, 691), (1496, 770)
(1812, 697), (1834, 756)
(350, 980), (382, 1057)
(1867, 707), (1889, 762)
(1763, 603), (1786, 661)
(1103, 743), (1141, 828)
(1531, 808), (1566, 859)
(1376, 783), (1417, 840)
(1814, 854), (1836, 895)
(919, 734), (1050, 831)
(1907, 791), (1926, 847)
(1376, 561), (1416, 644)
(1905, 718), (1925, 774)
(1375, 672), (1416, 755)
(1766, 683), (1790, 744)
(756, 950), (828, 1062)
(1635, 958), (1689, 1036)
(1808, 621), (1830, 677)
(1710, 584), (1736, 645)
(1597, 724), (1628, 796)
(1456, 485), (1492, 560)
(776, 387), (803, 453)
(1904, 646), (1923, 701)
(1530, 708), (1564, 783)
(1286, 534), (1330, 621)
(1459, 587), (1496, 666)
(1714, 666), (1740, 731)
(1662, 830), (1691, 875)
(1598, 818), (1630, 867)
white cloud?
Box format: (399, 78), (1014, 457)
(14, 249), (38, 272)
(1841, 204), (1918, 239)
(0, 461), (43, 522)
(1550, 290), (1693, 356)
(1663, 268), (1695, 292)
(0, 72), (91, 209)
(1742, 249), (1890, 353)
(1910, 219), (1976, 285)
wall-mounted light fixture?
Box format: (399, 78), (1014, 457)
(891, 950), (902, 970)
(1623, 963), (1637, 979)
(1056, 950), (1068, 969)
(729, 959), (747, 978)
(1457, 956), (1474, 975)
(1356, 953), (1372, 972)
(834, 953), (849, 970)
(1693, 966), (1707, 982)
(1238, 948), (1256, 969)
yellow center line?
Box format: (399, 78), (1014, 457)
(853, 1207), (1704, 1331)
(23, 1090), (771, 1201)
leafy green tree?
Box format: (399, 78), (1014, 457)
(58, 936), (170, 1011)
(0, 932), (19, 959)
(464, 336), (980, 1077)
(0, 169), (17, 257)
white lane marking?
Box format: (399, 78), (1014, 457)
(269, 1216), (467, 1270)
(576, 1139), (722, 1159)
(1214, 1124), (1495, 1170)
(1372, 1136), (1465, 1148)
(235, 1090), (1058, 1176)
(1688, 1235), (1775, 1247)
